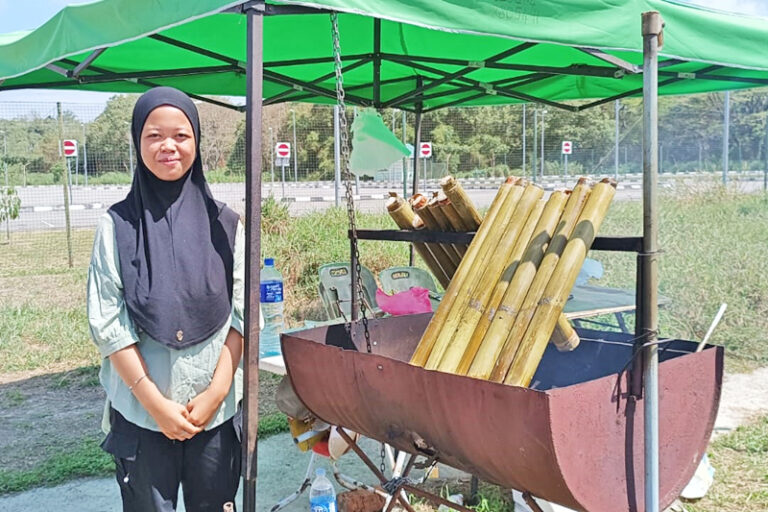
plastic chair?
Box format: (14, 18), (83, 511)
(318, 262), (381, 321)
(378, 266), (443, 310)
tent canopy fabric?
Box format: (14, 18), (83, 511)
(1, 0), (767, 111)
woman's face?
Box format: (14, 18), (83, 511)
(139, 105), (196, 181)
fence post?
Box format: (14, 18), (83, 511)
(723, 90), (730, 185)
(615, 99), (620, 180)
(764, 113), (767, 191)
(57, 102), (73, 268)
(333, 105), (341, 207)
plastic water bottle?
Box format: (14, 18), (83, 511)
(260, 257), (284, 357)
(309, 468), (337, 512)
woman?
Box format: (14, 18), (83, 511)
(87, 87), (244, 512)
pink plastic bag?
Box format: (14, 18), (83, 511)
(376, 286), (433, 315)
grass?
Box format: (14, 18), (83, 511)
(0, 436), (113, 495)
(687, 415), (768, 512)
(595, 188), (768, 371)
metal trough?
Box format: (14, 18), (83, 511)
(281, 313), (723, 512)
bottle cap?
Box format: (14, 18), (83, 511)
(315, 468), (326, 477)
(264, 258), (274, 266)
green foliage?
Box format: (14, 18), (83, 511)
(84, 94), (137, 176)
(0, 186), (21, 222)
(260, 195), (291, 236)
(50, 162), (64, 183)
(716, 415), (768, 454)
(257, 412), (290, 437)
(227, 119), (246, 174)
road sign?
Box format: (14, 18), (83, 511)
(275, 142), (291, 159)
(63, 139), (78, 157)
(561, 140), (573, 155)
(419, 141), (432, 158)
(275, 157), (290, 167)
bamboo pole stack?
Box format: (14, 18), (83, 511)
(409, 177), (617, 388)
(386, 177), (485, 288)
(386, 194), (452, 288)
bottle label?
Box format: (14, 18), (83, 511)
(260, 281), (283, 303)
(310, 495), (336, 512)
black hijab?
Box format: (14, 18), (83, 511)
(108, 87), (239, 349)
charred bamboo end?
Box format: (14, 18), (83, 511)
(411, 194), (429, 210)
(386, 196), (405, 212)
(439, 175), (457, 190)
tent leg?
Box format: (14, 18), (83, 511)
(410, 103), (423, 266)
(244, 5), (264, 512)
(641, 11), (662, 512)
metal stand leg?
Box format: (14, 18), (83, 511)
(335, 429), (476, 512)
(269, 452), (317, 512)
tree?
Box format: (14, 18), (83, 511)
(86, 95), (137, 175)
(198, 101), (243, 172)
(0, 187), (21, 243)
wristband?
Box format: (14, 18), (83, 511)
(128, 374), (148, 392)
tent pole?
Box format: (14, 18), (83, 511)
(641, 11), (662, 512)
(373, 18), (381, 108)
(410, 99), (422, 266)
(244, 5), (264, 512)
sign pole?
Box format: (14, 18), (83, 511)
(564, 154), (568, 185)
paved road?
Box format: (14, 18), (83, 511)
(7, 172), (766, 232)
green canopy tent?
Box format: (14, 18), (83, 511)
(1, 0), (768, 110)
(1, 2), (766, 511)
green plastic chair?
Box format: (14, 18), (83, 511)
(318, 262), (381, 321)
(378, 266), (443, 310)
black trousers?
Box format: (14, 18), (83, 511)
(102, 408), (242, 512)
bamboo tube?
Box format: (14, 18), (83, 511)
(415, 194), (464, 267)
(440, 176), (482, 230)
(487, 178), (592, 382)
(439, 195), (473, 232)
(504, 178), (617, 386)
(386, 195), (451, 288)
(438, 194), (470, 256)
(410, 177), (519, 367)
(436, 184), (544, 373)
(551, 316), (580, 351)
(413, 215), (459, 281)
(460, 193), (563, 376)
(423, 181), (527, 370)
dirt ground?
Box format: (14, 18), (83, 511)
(0, 367), (284, 474)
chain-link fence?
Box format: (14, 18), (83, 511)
(1, 90), (767, 270)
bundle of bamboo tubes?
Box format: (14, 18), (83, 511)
(385, 176), (483, 288)
(409, 177), (617, 388)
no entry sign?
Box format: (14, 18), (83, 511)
(275, 142), (291, 159)
(419, 141), (432, 158)
(561, 140), (573, 155)
(63, 139), (78, 157)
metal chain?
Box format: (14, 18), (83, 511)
(380, 444), (386, 474)
(331, 12), (372, 354)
